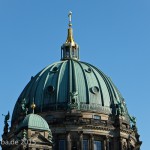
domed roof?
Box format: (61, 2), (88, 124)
(12, 59), (129, 124)
(18, 114), (50, 131)
(11, 12), (129, 124)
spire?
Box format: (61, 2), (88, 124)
(65, 11), (75, 45)
(61, 11), (79, 60)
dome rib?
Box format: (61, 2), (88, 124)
(91, 67), (104, 106)
(76, 61), (90, 104)
(56, 61), (67, 104)
(68, 60), (72, 103)
(20, 72), (41, 100)
(103, 76), (116, 104)
(87, 63), (113, 106)
(74, 61), (87, 103)
(34, 69), (50, 109)
(82, 62), (101, 105)
(107, 78), (119, 102)
(42, 72), (51, 111)
(71, 60), (78, 93)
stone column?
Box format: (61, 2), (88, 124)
(79, 133), (83, 150)
(90, 134), (94, 150)
(67, 132), (71, 150)
(104, 140), (107, 150)
(113, 138), (119, 150)
(127, 135), (131, 150)
(106, 136), (110, 150)
(119, 137), (123, 150)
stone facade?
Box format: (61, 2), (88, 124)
(1, 108), (142, 150)
(46, 110), (141, 150)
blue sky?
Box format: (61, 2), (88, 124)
(0, 0), (149, 149)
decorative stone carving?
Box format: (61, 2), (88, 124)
(68, 91), (79, 109)
(129, 115), (136, 128)
(21, 98), (28, 115)
(116, 99), (125, 116)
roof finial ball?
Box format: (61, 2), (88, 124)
(31, 101), (36, 114)
(68, 11), (72, 27)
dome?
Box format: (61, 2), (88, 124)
(12, 59), (129, 124)
(18, 114), (50, 131)
(11, 12), (129, 124)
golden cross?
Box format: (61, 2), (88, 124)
(68, 11), (72, 27)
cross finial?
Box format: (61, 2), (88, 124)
(68, 11), (72, 27)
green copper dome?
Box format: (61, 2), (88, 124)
(18, 114), (50, 131)
(12, 59), (129, 124)
(11, 13), (129, 124)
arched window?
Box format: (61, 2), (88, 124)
(94, 140), (102, 150)
(72, 49), (76, 58)
(83, 139), (88, 150)
(64, 49), (70, 58)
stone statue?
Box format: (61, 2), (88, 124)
(3, 111), (10, 134)
(116, 99), (125, 116)
(21, 98), (28, 115)
(48, 131), (53, 143)
(70, 91), (78, 103)
(129, 115), (136, 127)
(69, 91), (78, 109)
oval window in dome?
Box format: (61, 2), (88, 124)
(53, 66), (58, 72)
(85, 67), (92, 73)
(47, 85), (55, 94)
(90, 86), (99, 94)
(50, 66), (59, 73)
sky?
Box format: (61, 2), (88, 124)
(0, 0), (149, 149)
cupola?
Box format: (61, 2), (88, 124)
(61, 11), (79, 60)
